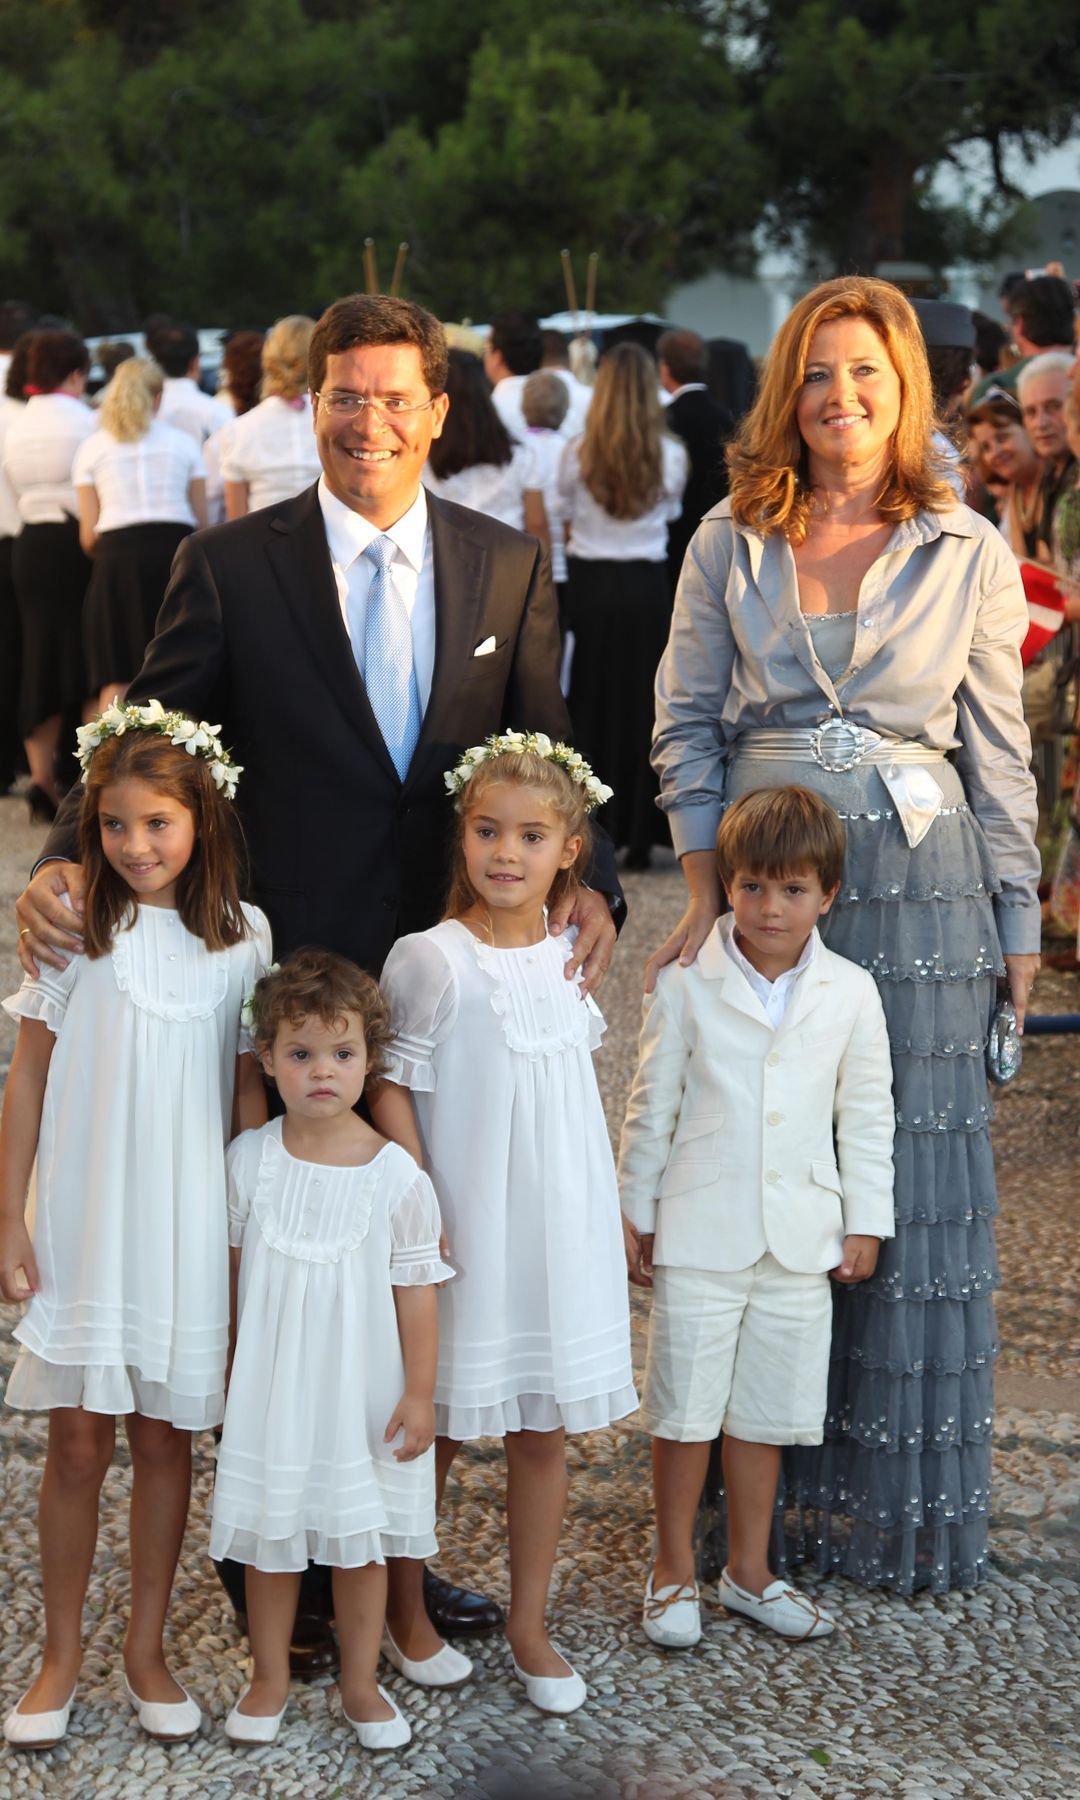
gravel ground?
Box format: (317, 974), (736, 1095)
(1, 796), (1078, 1798)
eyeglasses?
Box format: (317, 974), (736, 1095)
(315, 391), (437, 422)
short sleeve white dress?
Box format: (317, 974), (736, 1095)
(209, 1121), (454, 1573)
(380, 919), (637, 1440)
(2, 901), (272, 1429)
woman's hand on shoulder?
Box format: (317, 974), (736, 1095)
(385, 1393), (436, 1462)
(1004, 953), (1040, 1033)
(0, 1217), (39, 1303)
(644, 898), (719, 993)
(16, 863), (88, 977)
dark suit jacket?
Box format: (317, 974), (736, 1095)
(43, 483), (620, 970)
(665, 387), (734, 587)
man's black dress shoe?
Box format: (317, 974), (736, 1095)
(423, 1567), (505, 1635)
(288, 1613), (341, 1680)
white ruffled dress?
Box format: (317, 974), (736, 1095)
(3, 902), (271, 1429)
(380, 919), (637, 1440)
(209, 1121), (453, 1573)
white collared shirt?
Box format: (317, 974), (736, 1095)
(0, 396), (25, 539)
(492, 372), (587, 444)
(422, 440), (537, 531)
(557, 435), (688, 563)
(2, 392), (97, 524)
(72, 418), (204, 532)
(317, 477), (436, 710)
(719, 912), (819, 1029)
(157, 376), (232, 446)
(219, 395), (322, 513)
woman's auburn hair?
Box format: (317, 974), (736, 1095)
(100, 357), (163, 444)
(79, 731), (249, 958)
(578, 341), (667, 521)
(441, 751), (592, 923)
(727, 276), (957, 543)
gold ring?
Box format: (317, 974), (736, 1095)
(19, 927), (31, 938)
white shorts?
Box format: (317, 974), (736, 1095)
(641, 1256), (833, 1446)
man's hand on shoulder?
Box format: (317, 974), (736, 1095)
(15, 862), (88, 976)
(548, 885), (616, 996)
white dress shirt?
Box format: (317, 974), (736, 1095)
(200, 419), (234, 525)
(660, 381), (709, 409)
(72, 419), (204, 533)
(492, 372), (587, 444)
(157, 376), (232, 446)
(720, 913), (818, 1029)
(2, 393), (97, 524)
(552, 369), (592, 437)
(219, 395), (322, 513)
(318, 478), (436, 710)
(0, 396), (25, 540)
(523, 429), (567, 582)
(422, 441), (537, 532)
(558, 435), (688, 562)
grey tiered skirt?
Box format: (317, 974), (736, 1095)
(703, 751), (1001, 1594)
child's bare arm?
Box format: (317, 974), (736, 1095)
(369, 1079), (424, 1166)
(232, 1050), (269, 1137)
(0, 1019), (55, 1301)
(386, 1286), (438, 1461)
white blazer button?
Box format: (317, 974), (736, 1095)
(767, 1110), (782, 1125)
(766, 1169), (780, 1183)
(766, 1053), (780, 1067)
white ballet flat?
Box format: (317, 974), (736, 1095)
(511, 1651), (587, 1715)
(225, 1683), (287, 1745)
(718, 1568), (835, 1641)
(124, 1675), (202, 1741)
(343, 1684), (412, 1750)
(3, 1687), (76, 1750)
(381, 1626), (472, 1688)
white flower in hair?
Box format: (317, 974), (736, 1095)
(443, 730), (613, 813)
(74, 699), (243, 799)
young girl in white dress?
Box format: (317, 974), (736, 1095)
(211, 949), (452, 1752)
(373, 733), (636, 1717)
(0, 701), (269, 1751)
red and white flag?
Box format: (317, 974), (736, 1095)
(1019, 561), (1067, 667)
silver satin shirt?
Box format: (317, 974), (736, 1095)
(652, 499), (1041, 954)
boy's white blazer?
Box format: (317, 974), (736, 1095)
(618, 924), (895, 1275)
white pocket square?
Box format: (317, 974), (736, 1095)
(473, 636), (497, 656)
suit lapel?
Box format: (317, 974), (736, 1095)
(264, 484), (399, 785)
(406, 497), (488, 788)
(774, 956), (832, 1038)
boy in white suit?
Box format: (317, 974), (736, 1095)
(619, 787), (895, 1647)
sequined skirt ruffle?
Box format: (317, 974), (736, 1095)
(700, 754), (1002, 1595)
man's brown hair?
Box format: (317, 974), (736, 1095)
(716, 786), (845, 892)
(249, 947), (393, 1085)
(308, 294), (449, 397)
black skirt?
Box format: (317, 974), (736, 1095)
(12, 518), (91, 735)
(83, 520), (191, 693)
(565, 555), (672, 853)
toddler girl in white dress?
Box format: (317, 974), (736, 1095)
(211, 949), (452, 1751)
(373, 733), (636, 1717)
(0, 702), (269, 1750)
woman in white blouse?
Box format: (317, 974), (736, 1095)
(2, 330), (95, 819)
(220, 315), (321, 519)
(649, 275), (1040, 1597)
(74, 357), (206, 712)
(423, 348), (549, 543)
(557, 340), (687, 865)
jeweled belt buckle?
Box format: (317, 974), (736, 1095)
(811, 717), (865, 773)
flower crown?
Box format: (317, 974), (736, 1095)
(75, 698), (243, 802)
(444, 731), (613, 813)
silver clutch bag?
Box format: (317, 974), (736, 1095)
(986, 999), (1023, 1086)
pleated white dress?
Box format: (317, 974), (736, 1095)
(380, 919), (637, 1439)
(3, 901), (271, 1429)
(209, 1122), (453, 1573)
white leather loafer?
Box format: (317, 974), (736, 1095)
(718, 1568), (835, 1640)
(124, 1675), (202, 1740)
(511, 1651), (587, 1715)
(642, 1571), (702, 1648)
(381, 1627), (472, 1688)
(343, 1684), (411, 1750)
(3, 1687), (76, 1750)
(225, 1683), (287, 1745)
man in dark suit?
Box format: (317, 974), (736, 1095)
(657, 328), (734, 592)
(16, 294), (621, 1682)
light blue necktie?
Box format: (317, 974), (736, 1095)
(356, 535), (421, 781)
